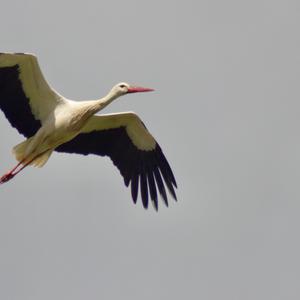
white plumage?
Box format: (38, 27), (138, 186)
(0, 53), (177, 210)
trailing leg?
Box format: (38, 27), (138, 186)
(0, 160), (24, 184)
(0, 149), (52, 185)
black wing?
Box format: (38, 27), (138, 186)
(0, 53), (64, 137)
(56, 126), (177, 210)
(0, 64), (41, 137)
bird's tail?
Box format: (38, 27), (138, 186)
(30, 150), (53, 167)
(12, 139), (31, 162)
(12, 139), (52, 168)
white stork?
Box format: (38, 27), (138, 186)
(0, 53), (177, 210)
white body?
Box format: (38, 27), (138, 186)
(0, 52), (176, 209)
(0, 53), (155, 166)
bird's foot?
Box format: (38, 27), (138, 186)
(0, 172), (15, 184)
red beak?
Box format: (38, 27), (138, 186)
(127, 86), (154, 93)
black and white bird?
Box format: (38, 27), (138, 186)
(0, 53), (177, 210)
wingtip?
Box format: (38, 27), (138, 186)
(130, 175), (139, 204)
(172, 191), (178, 202)
(150, 198), (159, 211)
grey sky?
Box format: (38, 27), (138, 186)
(0, 0), (300, 299)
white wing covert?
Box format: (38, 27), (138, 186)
(56, 112), (177, 209)
(0, 53), (65, 137)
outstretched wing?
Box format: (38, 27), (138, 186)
(0, 53), (65, 137)
(56, 112), (177, 210)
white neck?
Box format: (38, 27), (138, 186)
(87, 88), (121, 115)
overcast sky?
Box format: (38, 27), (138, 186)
(0, 0), (300, 299)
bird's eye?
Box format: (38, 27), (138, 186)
(119, 84), (126, 88)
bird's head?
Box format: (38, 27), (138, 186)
(112, 82), (154, 97)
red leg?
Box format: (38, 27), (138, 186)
(0, 160), (24, 184)
(0, 150), (49, 185)
(0, 172), (15, 184)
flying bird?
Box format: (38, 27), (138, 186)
(0, 53), (177, 210)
